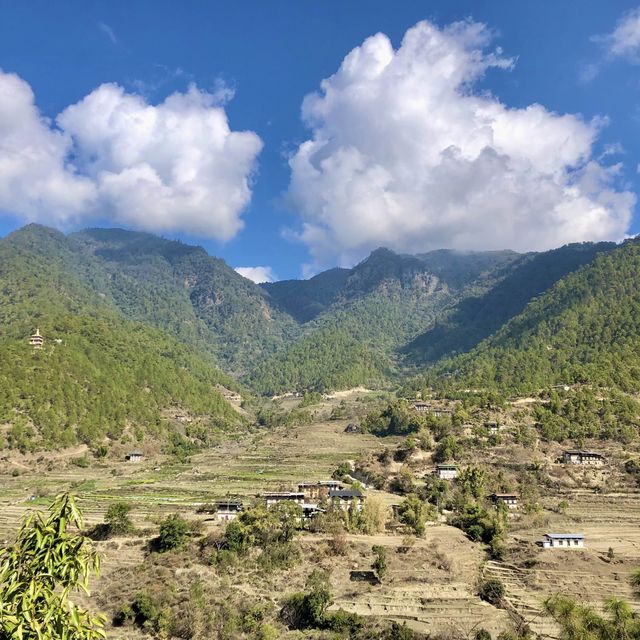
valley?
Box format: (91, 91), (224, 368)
(2, 224), (640, 639)
(1, 390), (639, 639)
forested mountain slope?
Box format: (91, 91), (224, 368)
(0, 225), (243, 451)
(71, 228), (299, 375)
(404, 242), (615, 364)
(249, 249), (523, 394)
(250, 245), (616, 395)
(0, 224), (624, 402)
(432, 237), (640, 394)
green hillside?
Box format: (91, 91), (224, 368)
(250, 247), (592, 395)
(431, 237), (640, 394)
(0, 225), (243, 451)
(71, 228), (299, 375)
(0, 224), (625, 406)
(404, 242), (615, 364)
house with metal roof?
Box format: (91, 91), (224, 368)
(541, 533), (584, 549)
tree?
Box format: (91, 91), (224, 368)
(457, 466), (486, 499)
(0, 493), (106, 640)
(156, 513), (190, 552)
(397, 494), (431, 536)
(372, 545), (387, 579)
(105, 501), (134, 535)
(545, 594), (640, 640)
(479, 579), (505, 606)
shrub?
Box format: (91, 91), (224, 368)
(280, 570), (332, 630)
(105, 501), (134, 535)
(479, 578), (505, 606)
(71, 455), (90, 468)
(372, 545), (387, 579)
(156, 514), (190, 552)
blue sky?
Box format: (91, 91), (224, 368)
(0, 0), (639, 280)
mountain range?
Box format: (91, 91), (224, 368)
(0, 222), (635, 448)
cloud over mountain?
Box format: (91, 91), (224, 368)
(286, 20), (635, 269)
(235, 265), (276, 283)
(0, 71), (262, 240)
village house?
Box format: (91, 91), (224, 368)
(562, 450), (605, 466)
(435, 464), (458, 480)
(412, 402), (452, 418)
(125, 451), (144, 463)
(28, 329), (44, 349)
(489, 493), (519, 509)
(215, 500), (244, 522)
(298, 480), (343, 500)
(541, 533), (584, 549)
(485, 421), (500, 435)
(262, 492), (305, 507)
(329, 488), (364, 511)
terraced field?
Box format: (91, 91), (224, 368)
(332, 531), (514, 637)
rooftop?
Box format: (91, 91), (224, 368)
(544, 533), (584, 539)
(329, 489), (363, 498)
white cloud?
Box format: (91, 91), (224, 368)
(0, 70), (263, 241)
(599, 7), (640, 62)
(285, 20), (635, 269)
(235, 266), (276, 283)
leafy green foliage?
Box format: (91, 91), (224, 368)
(372, 545), (387, 579)
(104, 502), (134, 536)
(223, 502), (303, 554)
(155, 514), (190, 552)
(545, 595), (640, 639)
(397, 494), (432, 536)
(361, 401), (426, 436)
(0, 493), (105, 640)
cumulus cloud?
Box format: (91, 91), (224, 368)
(235, 266), (276, 283)
(285, 20), (635, 269)
(0, 70), (262, 241)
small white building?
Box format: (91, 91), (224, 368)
(562, 450), (605, 466)
(542, 533), (584, 549)
(216, 500), (243, 522)
(490, 493), (519, 509)
(435, 464), (458, 480)
(263, 492), (305, 507)
(125, 451), (144, 463)
(485, 421), (500, 435)
(301, 503), (324, 520)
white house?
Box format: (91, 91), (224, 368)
(125, 451), (144, 463)
(490, 493), (519, 509)
(216, 500), (243, 522)
(541, 533), (584, 549)
(435, 464), (458, 480)
(562, 450), (605, 466)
